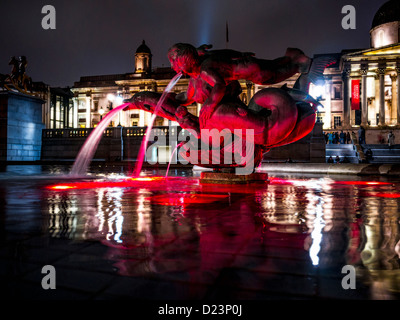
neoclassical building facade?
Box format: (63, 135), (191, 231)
(318, 0), (400, 132)
(72, 40), (186, 128)
(71, 40), (255, 129)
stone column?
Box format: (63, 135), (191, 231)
(44, 86), (51, 128)
(323, 77), (332, 129)
(390, 74), (397, 126)
(374, 74), (380, 125)
(377, 64), (386, 126)
(396, 66), (400, 126)
(85, 95), (91, 128)
(361, 66), (368, 126)
(342, 65), (351, 128)
(246, 81), (253, 104)
(73, 97), (78, 128)
(139, 109), (145, 127)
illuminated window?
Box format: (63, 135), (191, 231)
(49, 90), (73, 129)
(334, 116), (341, 128)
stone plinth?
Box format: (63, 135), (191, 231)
(263, 122), (325, 163)
(200, 171), (269, 184)
(0, 91), (45, 162)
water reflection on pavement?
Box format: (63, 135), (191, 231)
(1, 166), (399, 300)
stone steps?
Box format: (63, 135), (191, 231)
(325, 143), (359, 163)
(363, 144), (400, 163)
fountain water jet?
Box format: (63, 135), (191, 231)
(70, 103), (130, 176)
(70, 72), (182, 178)
(165, 141), (186, 179)
(133, 72), (182, 177)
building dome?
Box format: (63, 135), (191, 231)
(136, 40), (151, 54)
(371, 0), (400, 29)
(135, 40), (152, 73)
(370, 0), (400, 48)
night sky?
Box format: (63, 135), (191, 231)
(0, 0), (388, 87)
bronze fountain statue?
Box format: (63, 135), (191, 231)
(123, 43), (335, 174)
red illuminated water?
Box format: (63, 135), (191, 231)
(70, 103), (130, 176)
(165, 141), (183, 178)
(133, 72), (182, 177)
(70, 72), (182, 178)
(3, 165), (400, 300)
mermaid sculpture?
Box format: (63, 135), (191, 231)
(123, 43), (335, 172)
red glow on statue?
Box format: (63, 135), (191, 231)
(123, 42), (337, 172)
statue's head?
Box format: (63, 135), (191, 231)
(175, 106), (189, 119)
(124, 91), (156, 112)
(168, 43), (200, 76)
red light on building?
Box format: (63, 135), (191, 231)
(351, 80), (360, 110)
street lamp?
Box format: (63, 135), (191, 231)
(116, 96), (123, 105)
(99, 107), (104, 120)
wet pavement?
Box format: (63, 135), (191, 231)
(0, 165), (400, 301)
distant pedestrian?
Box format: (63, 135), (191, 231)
(342, 156), (350, 163)
(365, 148), (373, 162)
(328, 132), (333, 144)
(378, 133), (385, 144)
(333, 132), (337, 144)
(388, 131), (395, 149)
(339, 130), (345, 144)
(327, 156), (334, 163)
(335, 155), (340, 163)
(346, 131), (351, 144)
(358, 126), (366, 145)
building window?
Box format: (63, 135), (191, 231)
(155, 116), (164, 127)
(130, 113), (139, 127)
(332, 84), (342, 100)
(334, 116), (341, 128)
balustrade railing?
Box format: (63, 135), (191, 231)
(42, 126), (182, 139)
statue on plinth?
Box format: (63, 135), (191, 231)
(0, 56), (36, 95)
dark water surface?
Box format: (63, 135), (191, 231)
(1, 164), (399, 300)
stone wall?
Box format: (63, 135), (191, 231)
(262, 122), (326, 163)
(41, 126), (172, 162)
(0, 91), (45, 161)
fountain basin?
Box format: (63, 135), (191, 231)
(200, 171), (269, 184)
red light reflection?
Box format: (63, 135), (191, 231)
(365, 192), (400, 198)
(332, 181), (391, 186)
(148, 193), (229, 206)
(50, 185), (76, 190)
(47, 176), (168, 191)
